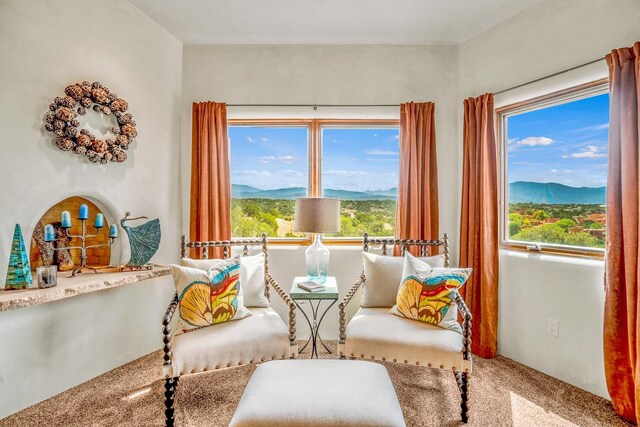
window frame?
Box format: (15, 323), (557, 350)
(496, 78), (609, 259)
(227, 118), (400, 245)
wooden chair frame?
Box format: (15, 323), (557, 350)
(338, 232), (473, 423)
(162, 233), (296, 426)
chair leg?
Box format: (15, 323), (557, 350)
(454, 371), (470, 423)
(164, 376), (179, 427)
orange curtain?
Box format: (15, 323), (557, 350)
(604, 42), (640, 424)
(189, 101), (231, 259)
(395, 102), (439, 256)
(459, 94), (499, 359)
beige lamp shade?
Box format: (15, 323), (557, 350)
(294, 198), (341, 233)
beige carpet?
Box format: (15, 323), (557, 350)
(1, 342), (629, 427)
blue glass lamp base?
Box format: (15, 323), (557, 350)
(306, 234), (329, 284)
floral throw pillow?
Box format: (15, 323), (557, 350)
(389, 253), (471, 333)
(170, 258), (251, 334)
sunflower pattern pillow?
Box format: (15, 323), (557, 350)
(170, 259), (252, 334)
(389, 253), (471, 333)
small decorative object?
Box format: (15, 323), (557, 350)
(119, 212), (160, 271)
(37, 266), (57, 289)
(293, 198), (341, 284)
(44, 204), (118, 276)
(43, 81), (137, 164)
(5, 225), (34, 290)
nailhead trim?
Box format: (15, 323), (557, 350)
(191, 369), (195, 374)
(404, 360), (408, 364)
(416, 362), (420, 366)
(393, 359), (397, 362)
(179, 371), (184, 376)
(427, 363), (432, 367)
(440, 365), (444, 369)
(227, 363), (231, 367)
(215, 365), (220, 369)
(381, 357), (386, 361)
(203, 368), (208, 371)
(371, 356), (375, 360)
(261, 358), (265, 362)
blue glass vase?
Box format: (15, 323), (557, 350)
(306, 234), (329, 283)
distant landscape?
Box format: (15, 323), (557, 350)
(231, 184), (397, 238)
(507, 181), (606, 249)
(231, 181), (606, 248)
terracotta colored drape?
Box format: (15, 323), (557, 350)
(604, 42), (640, 424)
(459, 94), (499, 359)
(190, 102), (231, 259)
(395, 102), (439, 256)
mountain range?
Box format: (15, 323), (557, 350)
(233, 181), (606, 204)
(509, 181), (606, 204)
(232, 184), (397, 200)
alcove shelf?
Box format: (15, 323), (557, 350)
(0, 265), (170, 312)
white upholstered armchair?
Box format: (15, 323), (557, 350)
(338, 233), (472, 423)
(161, 234), (297, 427)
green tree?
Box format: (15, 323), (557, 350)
(555, 218), (576, 231)
(588, 222), (604, 229)
(533, 210), (548, 221)
(508, 221), (521, 236)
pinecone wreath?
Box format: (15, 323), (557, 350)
(43, 82), (137, 163)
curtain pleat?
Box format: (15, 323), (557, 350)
(604, 41), (640, 424)
(459, 93), (499, 359)
(189, 102), (231, 259)
(394, 102), (439, 256)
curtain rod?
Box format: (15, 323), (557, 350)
(493, 57), (605, 96)
(227, 103), (400, 109)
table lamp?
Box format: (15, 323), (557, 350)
(294, 197), (340, 284)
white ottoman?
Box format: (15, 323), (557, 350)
(230, 360), (406, 427)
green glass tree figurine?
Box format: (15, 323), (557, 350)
(5, 224), (33, 290)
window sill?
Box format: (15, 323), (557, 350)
(500, 244), (604, 262)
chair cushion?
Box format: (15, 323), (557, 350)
(170, 262), (252, 334)
(180, 253), (269, 308)
(230, 360), (406, 427)
(339, 308), (471, 372)
(166, 307), (294, 377)
(361, 252), (445, 308)
(389, 253), (471, 333)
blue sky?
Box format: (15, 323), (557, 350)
(229, 126), (399, 191)
(507, 92), (609, 188)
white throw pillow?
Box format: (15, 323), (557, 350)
(170, 261), (252, 335)
(360, 252), (445, 308)
(389, 253), (471, 333)
(180, 253), (268, 308)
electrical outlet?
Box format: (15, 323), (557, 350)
(546, 318), (559, 337)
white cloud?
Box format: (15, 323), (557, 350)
(232, 169), (273, 177)
(260, 137), (268, 142)
(514, 136), (554, 146)
(570, 145), (607, 158)
(550, 168), (574, 174)
(246, 137), (254, 143)
(258, 155), (297, 164)
(394, 135), (399, 140)
(364, 149), (398, 156)
(278, 155), (296, 164)
(578, 123), (609, 132)
(324, 170), (368, 177)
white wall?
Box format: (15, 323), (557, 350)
(0, 0), (182, 418)
(458, 0), (640, 399)
(180, 44), (460, 340)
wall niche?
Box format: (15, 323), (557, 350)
(30, 196), (111, 272)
